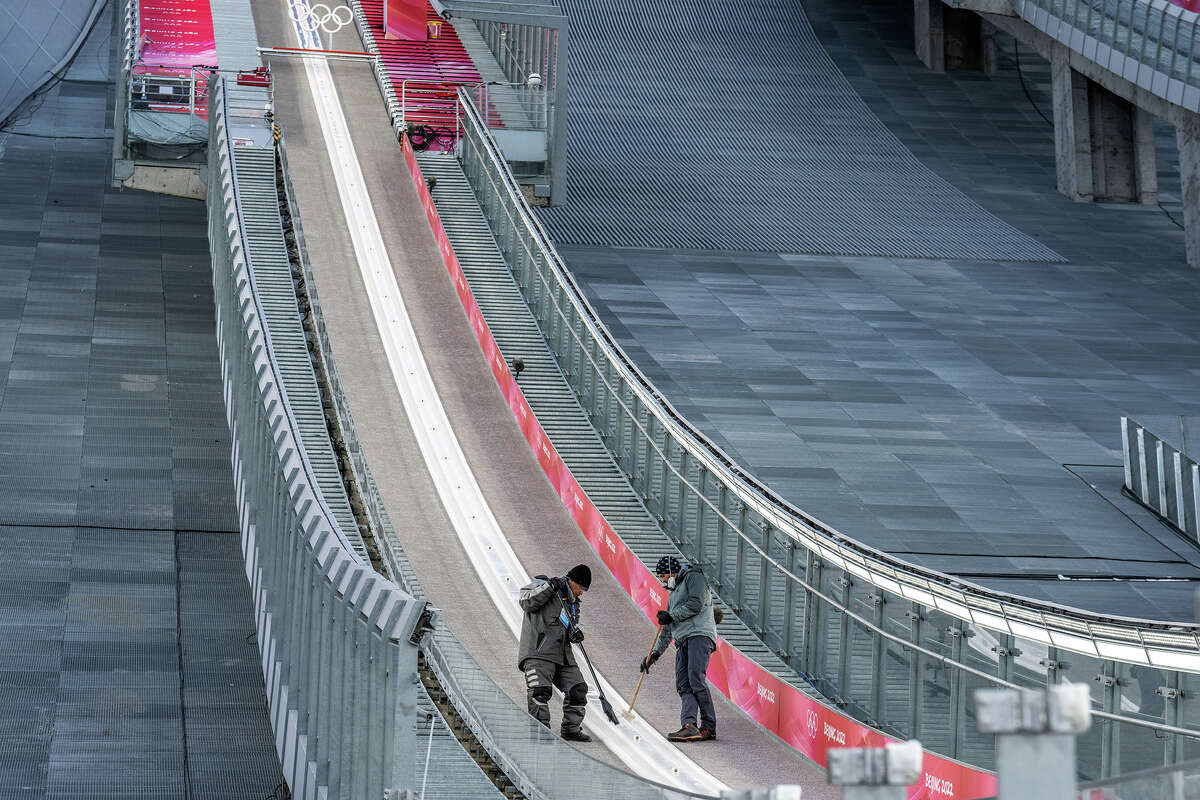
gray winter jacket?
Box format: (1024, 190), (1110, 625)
(651, 566), (717, 657)
(517, 576), (580, 669)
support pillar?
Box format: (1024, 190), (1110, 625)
(1176, 125), (1200, 270)
(981, 21), (998, 76)
(915, 0), (984, 72)
(1052, 44), (1157, 204)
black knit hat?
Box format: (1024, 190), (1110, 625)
(655, 556), (681, 576)
(566, 564), (592, 589)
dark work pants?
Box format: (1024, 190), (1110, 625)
(674, 635), (716, 732)
(523, 658), (588, 733)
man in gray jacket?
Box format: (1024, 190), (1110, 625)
(518, 564), (593, 742)
(639, 556), (718, 742)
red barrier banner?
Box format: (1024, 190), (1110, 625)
(384, 0), (428, 40)
(137, 0), (217, 67)
(400, 136), (997, 800)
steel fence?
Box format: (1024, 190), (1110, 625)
(207, 78), (431, 799)
(1124, 417), (1200, 540)
(1016, 0), (1200, 112)
(451, 89), (1200, 779)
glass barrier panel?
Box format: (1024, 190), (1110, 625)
(1181, 673), (1200, 762)
(882, 599), (916, 738)
(960, 632), (1002, 771)
(918, 608), (958, 756)
(1061, 651), (1108, 781)
(845, 581), (880, 723)
(762, 528), (793, 655)
(813, 569), (845, 698)
(1011, 635), (1051, 690)
(1116, 663), (1170, 774)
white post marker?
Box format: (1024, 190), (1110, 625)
(281, 1), (728, 793)
(826, 740), (922, 800)
(976, 685), (1092, 800)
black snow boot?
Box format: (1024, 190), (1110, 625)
(561, 728), (593, 743)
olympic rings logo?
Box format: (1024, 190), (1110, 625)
(289, 2), (353, 34)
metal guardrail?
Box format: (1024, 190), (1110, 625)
(469, 81), (549, 131)
(207, 78), (431, 799)
(129, 64), (214, 117)
(450, 89), (1200, 778)
(1124, 417), (1200, 540)
(122, 0), (138, 73)
(1016, 0), (1200, 112)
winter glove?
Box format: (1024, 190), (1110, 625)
(640, 652), (660, 673)
(569, 625), (585, 644)
(656, 610), (674, 626)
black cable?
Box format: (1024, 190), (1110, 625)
(0, 129), (110, 140)
(408, 123), (439, 150)
(1013, 40), (1053, 128)
(1158, 201), (1186, 230)
(173, 530), (194, 800)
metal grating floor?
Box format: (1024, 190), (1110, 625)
(0, 6), (283, 795)
(534, 0), (1063, 262)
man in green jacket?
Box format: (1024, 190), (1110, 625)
(517, 564), (593, 742)
(639, 556), (718, 742)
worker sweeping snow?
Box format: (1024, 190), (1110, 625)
(518, 564), (595, 742)
(639, 556), (718, 742)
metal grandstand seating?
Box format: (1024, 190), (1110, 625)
(357, 0), (482, 139)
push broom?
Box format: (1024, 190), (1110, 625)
(576, 641), (620, 725)
(622, 626), (661, 721)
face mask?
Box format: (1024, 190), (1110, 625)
(666, 576), (676, 589)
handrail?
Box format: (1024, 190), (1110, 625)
(452, 90), (1200, 667)
(1014, 0), (1200, 113)
(451, 89), (1200, 746)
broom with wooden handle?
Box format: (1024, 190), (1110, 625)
(622, 626), (661, 721)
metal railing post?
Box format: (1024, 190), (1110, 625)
(779, 540), (797, 660)
(757, 522), (771, 635)
(870, 591), (885, 724)
(909, 603), (923, 740)
(802, 553), (822, 677)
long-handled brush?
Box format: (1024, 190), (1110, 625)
(623, 626), (661, 721)
(576, 641), (620, 725)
